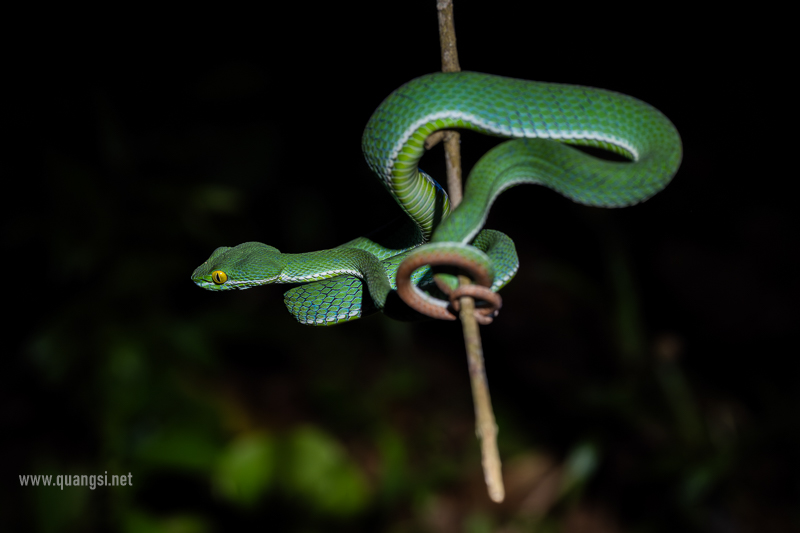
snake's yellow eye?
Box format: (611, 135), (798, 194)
(211, 270), (228, 284)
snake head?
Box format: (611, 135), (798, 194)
(191, 242), (283, 291)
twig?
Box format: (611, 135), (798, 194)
(435, 0), (504, 503)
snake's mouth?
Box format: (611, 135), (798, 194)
(192, 278), (226, 291)
(192, 276), (279, 291)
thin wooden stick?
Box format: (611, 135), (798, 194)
(435, 0), (504, 503)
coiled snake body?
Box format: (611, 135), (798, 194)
(191, 72), (682, 325)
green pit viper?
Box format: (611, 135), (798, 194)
(191, 72), (682, 325)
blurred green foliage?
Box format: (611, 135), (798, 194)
(213, 431), (276, 507)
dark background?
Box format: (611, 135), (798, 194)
(5, 3), (797, 532)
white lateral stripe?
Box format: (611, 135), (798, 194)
(227, 276), (280, 286)
(279, 268), (361, 283)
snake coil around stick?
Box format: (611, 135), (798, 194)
(191, 72), (682, 325)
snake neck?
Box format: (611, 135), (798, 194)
(274, 249), (367, 283)
(276, 249), (394, 308)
